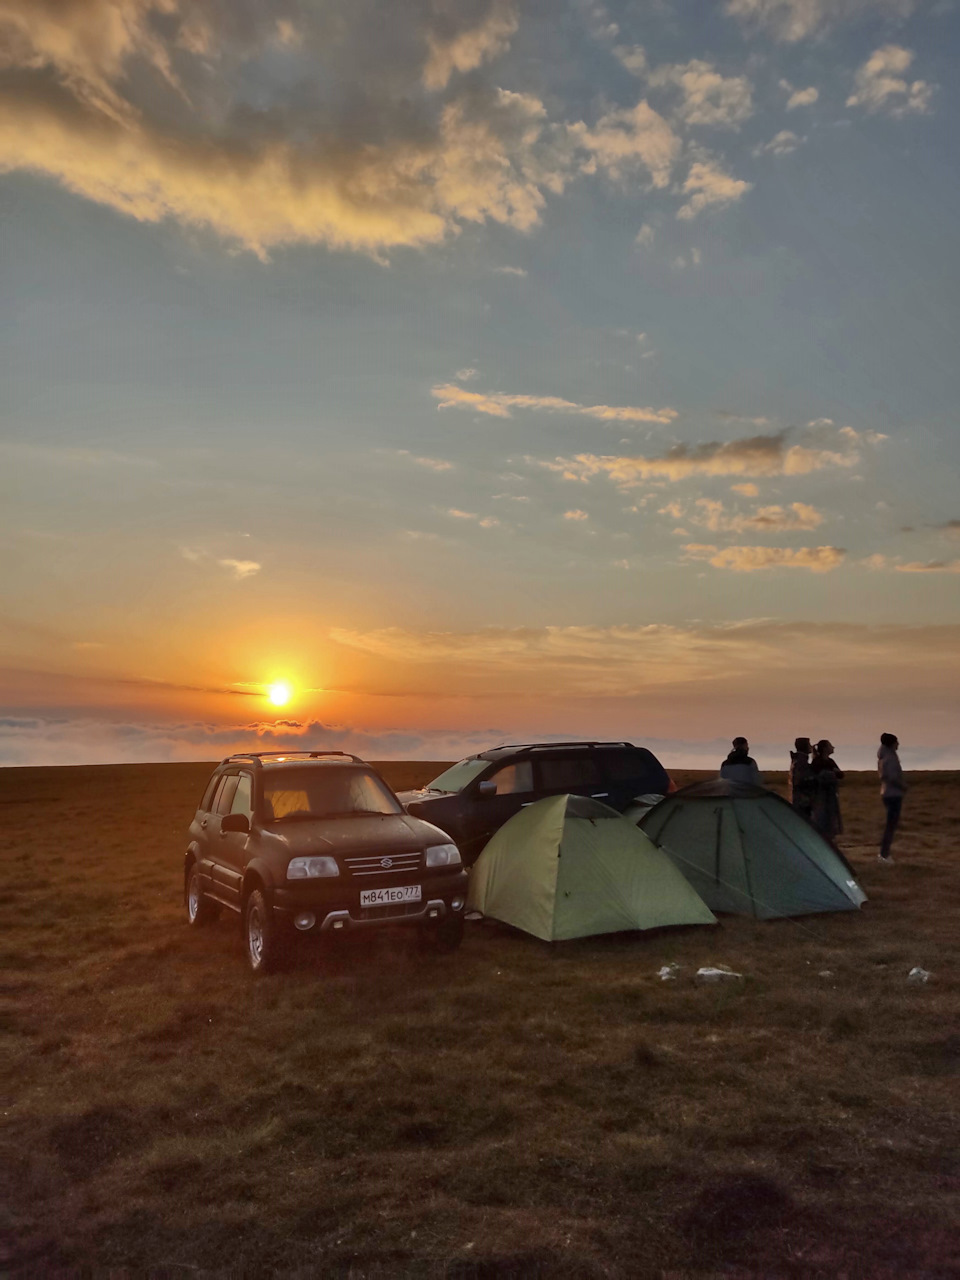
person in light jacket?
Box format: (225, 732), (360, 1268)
(877, 732), (906, 863)
(719, 737), (762, 786)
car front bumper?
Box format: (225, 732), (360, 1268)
(272, 869), (469, 931)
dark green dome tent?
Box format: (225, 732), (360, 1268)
(639, 780), (867, 919)
(467, 794), (716, 941)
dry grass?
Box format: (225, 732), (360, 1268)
(0, 761), (958, 1277)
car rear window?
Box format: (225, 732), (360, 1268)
(597, 748), (664, 784)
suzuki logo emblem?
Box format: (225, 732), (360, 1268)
(381, 857), (393, 868)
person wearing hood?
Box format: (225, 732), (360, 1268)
(809, 739), (844, 846)
(877, 733), (906, 864)
(788, 737), (815, 820)
(719, 737), (762, 786)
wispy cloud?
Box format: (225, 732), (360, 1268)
(217, 558), (261, 580)
(847, 45), (934, 116)
(422, 0), (518, 91)
(613, 44), (648, 75)
(725, 0), (918, 44)
(753, 130), (805, 157)
(537, 424), (874, 486)
(648, 59), (754, 129)
(685, 498), (824, 532)
(0, 4), (566, 257)
(677, 158), (751, 220)
(491, 265), (528, 276)
(635, 222), (655, 248)
(181, 547), (260, 579)
(782, 82), (819, 110)
(564, 509), (590, 521)
(568, 99), (681, 189)
(432, 382), (678, 424)
(683, 543), (846, 572)
(895, 559), (960, 573)
(443, 508), (500, 528)
(0, 440), (156, 469)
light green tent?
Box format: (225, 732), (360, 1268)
(467, 794), (716, 941)
(639, 780), (867, 919)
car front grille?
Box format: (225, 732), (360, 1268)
(343, 851), (423, 877)
(357, 902), (424, 920)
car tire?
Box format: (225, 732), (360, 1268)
(420, 913), (464, 953)
(243, 888), (288, 974)
(186, 863), (219, 927)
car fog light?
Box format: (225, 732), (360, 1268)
(294, 912), (316, 932)
(428, 908), (440, 919)
(333, 919), (345, 930)
(451, 897), (464, 911)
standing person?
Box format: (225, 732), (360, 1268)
(720, 737), (762, 786)
(789, 737), (814, 820)
(810, 739), (844, 846)
(877, 732), (906, 864)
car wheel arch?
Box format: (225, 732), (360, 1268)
(183, 846), (202, 896)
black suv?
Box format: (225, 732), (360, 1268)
(184, 751), (469, 972)
(398, 741), (673, 864)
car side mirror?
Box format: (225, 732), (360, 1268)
(221, 812), (250, 833)
(477, 781), (497, 798)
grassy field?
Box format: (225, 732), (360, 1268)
(1, 761), (958, 1277)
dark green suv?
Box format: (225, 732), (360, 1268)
(184, 751), (468, 972)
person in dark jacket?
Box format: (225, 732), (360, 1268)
(877, 732), (906, 863)
(719, 737), (762, 786)
(810, 739), (844, 845)
(788, 737), (814, 820)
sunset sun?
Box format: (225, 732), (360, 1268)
(267, 681), (292, 708)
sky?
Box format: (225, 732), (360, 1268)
(1, 0), (959, 769)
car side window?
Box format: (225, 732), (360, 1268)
(230, 774), (253, 818)
(200, 775), (221, 811)
(538, 755), (601, 791)
(487, 762), (534, 795)
(214, 774), (240, 815)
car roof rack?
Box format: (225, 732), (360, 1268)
(219, 750), (365, 767)
(486, 740), (635, 753)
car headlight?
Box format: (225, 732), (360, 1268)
(425, 843), (461, 868)
(287, 856), (339, 879)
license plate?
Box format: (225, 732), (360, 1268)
(359, 884), (422, 907)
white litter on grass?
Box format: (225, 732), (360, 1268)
(695, 965), (744, 983)
(818, 970), (834, 978)
(907, 966), (932, 984)
(657, 963), (681, 981)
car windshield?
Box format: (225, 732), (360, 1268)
(424, 757), (491, 794)
(262, 768), (402, 822)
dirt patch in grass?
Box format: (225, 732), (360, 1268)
(0, 761), (958, 1274)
